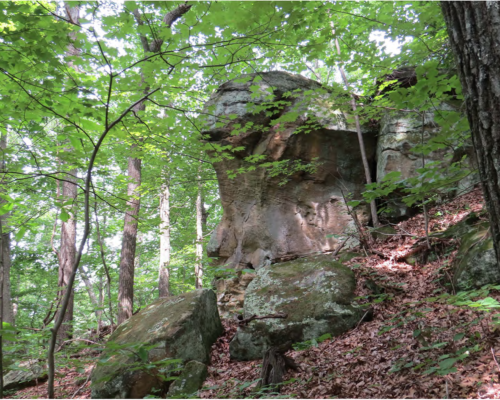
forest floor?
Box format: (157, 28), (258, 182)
(8, 187), (500, 399)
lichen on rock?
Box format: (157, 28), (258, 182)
(229, 254), (365, 361)
(91, 289), (222, 399)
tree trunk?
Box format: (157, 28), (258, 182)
(78, 264), (100, 321)
(0, 133), (13, 325)
(158, 181), (171, 297)
(0, 208), (4, 398)
(56, 169), (77, 343)
(1, 231), (13, 326)
(195, 177), (203, 289)
(334, 37), (379, 228)
(119, 3), (191, 307)
(441, 2), (500, 267)
(117, 154), (141, 324)
(54, 3), (80, 345)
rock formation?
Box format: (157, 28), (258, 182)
(91, 289), (222, 399)
(202, 71), (377, 271)
(376, 107), (477, 219)
(443, 213), (500, 290)
(229, 254), (366, 360)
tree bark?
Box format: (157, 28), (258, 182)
(118, 3), (192, 307)
(0, 133), (13, 326)
(56, 169), (77, 343)
(158, 180), (171, 297)
(333, 36), (379, 228)
(117, 154), (141, 325)
(441, 2), (500, 267)
(78, 264), (100, 322)
(54, 3), (80, 345)
(0, 207), (4, 399)
(195, 176), (203, 289)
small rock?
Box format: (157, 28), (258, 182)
(167, 360), (208, 398)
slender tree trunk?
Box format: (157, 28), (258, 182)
(333, 34), (379, 227)
(0, 211), (4, 398)
(1, 232), (13, 326)
(441, 2), (500, 267)
(94, 205), (114, 330)
(56, 169), (77, 343)
(117, 154), (141, 324)
(117, 3), (191, 311)
(0, 133), (13, 326)
(78, 264), (100, 320)
(54, 3), (80, 344)
(158, 180), (171, 297)
(195, 177), (203, 289)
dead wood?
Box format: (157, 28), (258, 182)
(258, 341), (299, 393)
(238, 312), (287, 326)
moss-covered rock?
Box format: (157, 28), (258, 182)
(91, 289), (222, 399)
(3, 360), (47, 390)
(451, 219), (500, 290)
(229, 255), (364, 360)
(167, 360), (208, 398)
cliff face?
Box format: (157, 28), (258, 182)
(202, 71), (377, 270)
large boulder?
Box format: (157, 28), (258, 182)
(376, 107), (477, 219)
(229, 254), (365, 360)
(447, 215), (500, 290)
(3, 359), (47, 390)
(91, 289), (223, 399)
(202, 71), (377, 271)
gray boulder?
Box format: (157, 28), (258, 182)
(167, 360), (208, 398)
(91, 289), (223, 399)
(229, 254), (365, 360)
(202, 71), (377, 272)
(3, 359), (47, 390)
(376, 108), (477, 219)
(449, 217), (500, 290)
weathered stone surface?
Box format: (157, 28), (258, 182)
(203, 71), (376, 271)
(3, 360), (47, 390)
(215, 272), (256, 317)
(448, 216), (500, 290)
(91, 289), (223, 399)
(376, 108), (477, 219)
(167, 360), (208, 398)
(229, 254), (365, 360)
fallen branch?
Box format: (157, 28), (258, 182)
(71, 365), (94, 399)
(332, 236), (350, 257)
(238, 313), (287, 326)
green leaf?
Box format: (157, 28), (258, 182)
(60, 210), (70, 222)
(14, 227), (27, 241)
(438, 357), (458, 370)
(138, 346), (149, 363)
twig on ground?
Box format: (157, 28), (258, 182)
(238, 313), (288, 326)
(71, 366), (94, 399)
(332, 236), (350, 257)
